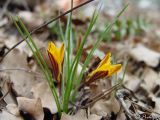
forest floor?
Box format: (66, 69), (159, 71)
(0, 0), (160, 120)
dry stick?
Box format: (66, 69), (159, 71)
(70, 83), (121, 109)
(89, 83), (121, 101)
(116, 89), (160, 117)
(81, 83), (121, 109)
(117, 97), (138, 119)
(122, 85), (139, 101)
(0, 0), (95, 62)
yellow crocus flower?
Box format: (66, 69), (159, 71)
(86, 52), (121, 84)
(47, 42), (64, 82)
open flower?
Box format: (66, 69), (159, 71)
(47, 42), (64, 82)
(86, 52), (121, 84)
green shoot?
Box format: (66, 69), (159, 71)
(120, 58), (129, 85)
(75, 4), (129, 94)
(12, 16), (62, 115)
(63, 9), (99, 112)
(12, 2), (128, 116)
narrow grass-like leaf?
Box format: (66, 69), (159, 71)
(63, 0), (74, 112)
(69, 10), (99, 100)
(70, 10), (98, 75)
(111, 56), (118, 86)
(58, 14), (65, 41)
(77, 4), (129, 93)
(121, 58), (129, 84)
(62, 9), (99, 112)
(13, 16), (62, 115)
(58, 13), (66, 101)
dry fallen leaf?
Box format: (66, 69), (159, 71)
(18, 11), (44, 30)
(91, 98), (120, 116)
(4, 35), (19, 49)
(0, 17), (8, 27)
(57, 0), (85, 11)
(0, 49), (42, 97)
(123, 74), (142, 91)
(0, 72), (16, 105)
(141, 68), (160, 92)
(0, 104), (23, 120)
(31, 82), (58, 114)
(17, 97), (44, 120)
(129, 44), (160, 67)
(149, 95), (160, 113)
(61, 109), (102, 120)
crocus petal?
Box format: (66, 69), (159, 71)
(48, 42), (59, 63)
(47, 42), (64, 82)
(59, 42), (64, 63)
(108, 64), (122, 76)
(86, 71), (108, 85)
(48, 42), (58, 54)
(97, 52), (111, 68)
(48, 52), (60, 81)
(86, 52), (122, 83)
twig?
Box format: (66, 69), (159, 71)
(0, 0), (96, 62)
(81, 83), (121, 108)
(116, 89), (142, 119)
(89, 83), (121, 101)
(122, 85), (139, 100)
(116, 89), (160, 119)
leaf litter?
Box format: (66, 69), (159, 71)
(0, 0), (160, 120)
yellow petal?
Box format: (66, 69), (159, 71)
(59, 42), (64, 63)
(108, 64), (122, 76)
(48, 42), (58, 54)
(47, 42), (64, 82)
(86, 71), (109, 85)
(97, 52), (111, 68)
(88, 64), (109, 79)
(48, 52), (60, 82)
(86, 52), (122, 83)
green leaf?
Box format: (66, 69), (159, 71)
(13, 16), (62, 115)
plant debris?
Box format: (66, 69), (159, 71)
(0, 0), (160, 120)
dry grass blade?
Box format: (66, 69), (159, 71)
(80, 83), (121, 109)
